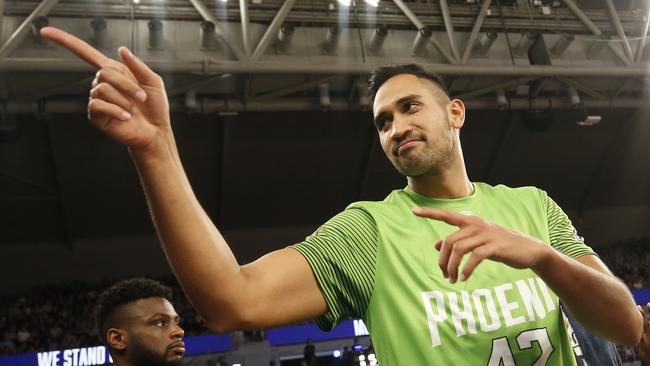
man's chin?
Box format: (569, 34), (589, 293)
(166, 353), (184, 366)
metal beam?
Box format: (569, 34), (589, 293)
(391, 0), (455, 64)
(555, 76), (608, 100)
(251, 0), (296, 61)
(604, 0), (633, 61)
(2, 58), (649, 77)
(239, 0), (251, 57)
(461, 0), (492, 64)
(635, 3), (650, 64)
(253, 75), (339, 101)
(561, 0), (632, 66)
(167, 74), (228, 97)
(11, 75), (92, 101)
(455, 77), (536, 99)
(438, 0), (460, 62)
(0, 0), (5, 42)
(0, 0), (61, 59)
(188, 0), (245, 61)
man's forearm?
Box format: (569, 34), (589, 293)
(534, 249), (642, 345)
(130, 133), (247, 331)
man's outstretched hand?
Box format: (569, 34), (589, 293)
(40, 26), (171, 151)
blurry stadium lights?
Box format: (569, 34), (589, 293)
(185, 90), (198, 112)
(275, 23), (295, 53)
(318, 83), (331, 109)
(31, 16), (49, 44)
(496, 88), (508, 110)
(333, 350), (342, 358)
(473, 31), (497, 56)
(200, 21), (218, 49)
(567, 86), (580, 108)
(323, 25), (341, 54)
(338, 0), (352, 6)
(586, 35), (609, 59)
(356, 80), (370, 108)
(148, 19), (164, 49)
(367, 24), (388, 54)
(90, 18), (108, 49)
(411, 27), (432, 56)
(550, 33), (574, 57)
(514, 32), (537, 57)
(364, 0), (379, 7)
(132, 0), (140, 3)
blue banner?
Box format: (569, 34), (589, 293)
(633, 288), (650, 305)
(266, 319), (368, 346)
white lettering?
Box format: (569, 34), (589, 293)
(97, 347), (106, 364)
(487, 337), (516, 366)
(79, 347), (88, 366)
(37, 351), (60, 366)
(63, 349), (72, 366)
(108, 353), (113, 364)
(420, 290), (448, 347)
(516, 278), (547, 321)
(494, 283), (525, 327)
(71, 348), (80, 366)
(353, 319), (369, 336)
(448, 291), (477, 337)
(472, 288), (501, 332)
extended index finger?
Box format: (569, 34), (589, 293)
(412, 207), (471, 228)
(40, 26), (110, 69)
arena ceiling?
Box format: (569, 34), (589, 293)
(0, 0), (649, 291)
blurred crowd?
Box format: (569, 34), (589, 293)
(0, 237), (647, 357)
(0, 278), (208, 355)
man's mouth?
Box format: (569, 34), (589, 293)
(396, 138), (422, 155)
(168, 341), (185, 356)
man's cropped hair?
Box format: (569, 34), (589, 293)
(95, 278), (173, 342)
(368, 64), (449, 103)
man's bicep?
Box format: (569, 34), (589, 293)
(576, 254), (615, 277)
(240, 247), (328, 329)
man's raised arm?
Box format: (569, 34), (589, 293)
(40, 27), (327, 332)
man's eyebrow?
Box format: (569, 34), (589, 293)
(146, 313), (174, 321)
(395, 94), (422, 106)
(374, 94), (422, 121)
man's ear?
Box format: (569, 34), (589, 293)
(106, 328), (127, 351)
(447, 99), (465, 129)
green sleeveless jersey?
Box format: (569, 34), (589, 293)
(292, 183), (594, 365)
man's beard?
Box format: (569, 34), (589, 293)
(391, 131), (455, 178)
(129, 337), (183, 366)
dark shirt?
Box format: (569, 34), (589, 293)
(562, 304), (622, 366)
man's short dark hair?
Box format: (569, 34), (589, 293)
(368, 64), (449, 104)
(95, 278), (173, 343)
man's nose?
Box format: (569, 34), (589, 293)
(390, 114), (412, 141)
(171, 323), (184, 339)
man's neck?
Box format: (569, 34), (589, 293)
(406, 163), (473, 199)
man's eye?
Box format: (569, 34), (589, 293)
(375, 116), (389, 130)
(404, 102), (417, 112)
(154, 320), (166, 326)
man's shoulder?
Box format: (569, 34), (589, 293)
(476, 182), (543, 199)
(346, 189), (409, 211)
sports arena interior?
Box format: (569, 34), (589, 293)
(0, 0), (649, 365)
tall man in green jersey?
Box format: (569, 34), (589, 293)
(40, 27), (642, 366)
